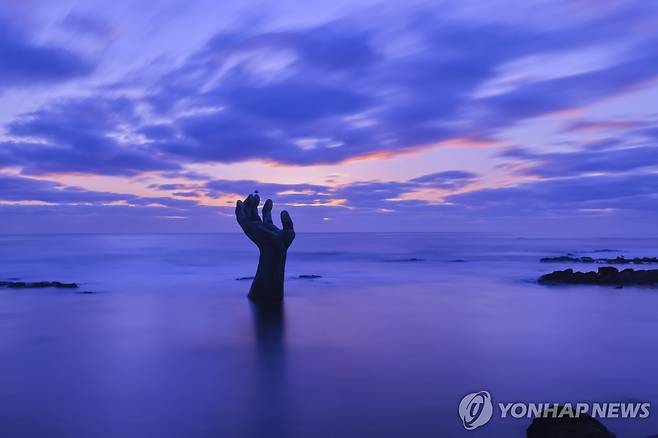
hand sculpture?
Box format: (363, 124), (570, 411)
(236, 193), (295, 302)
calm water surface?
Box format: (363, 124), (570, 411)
(1, 233), (658, 437)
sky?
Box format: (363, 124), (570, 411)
(1, 0), (657, 235)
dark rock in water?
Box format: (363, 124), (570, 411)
(527, 413), (615, 438)
(539, 267), (658, 285)
(236, 276), (255, 281)
(0, 281), (78, 289)
(450, 259), (467, 263)
(541, 255), (658, 264)
(298, 274), (322, 279)
(541, 256), (594, 263)
(606, 256), (658, 264)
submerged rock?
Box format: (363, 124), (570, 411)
(527, 413), (615, 438)
(540, 255), (658, 264)
(236, 276), (255, 281)
(298, 274), (322, 279)
(541, 256), (595, 263)
(539, 267), (658, 285)
(0, 281), (78, 289)
(606, 256), (658, 264)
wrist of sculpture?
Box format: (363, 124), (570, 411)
(258, 245), (287, 260)
(248, 247), (288, 302)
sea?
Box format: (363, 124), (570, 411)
(1, 233), (657, 437)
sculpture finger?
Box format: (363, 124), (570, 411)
(235, 200), (246, 222)
(262, 199), (274, 224)
(244, 194), (255, 220)
(243, 194), (252, 211)
(250, 194), (261, 220)
(281, 210), (294, 230)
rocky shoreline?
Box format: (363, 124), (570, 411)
(539, 267), (658, 286)
(0, 281), (78, 289)
(541, 255), (658, 264)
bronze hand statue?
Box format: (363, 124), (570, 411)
(235, 193), (295, 302)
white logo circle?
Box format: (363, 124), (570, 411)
(459, 390), (493, 430)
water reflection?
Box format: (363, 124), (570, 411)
(251, 302), (286, 356)
(249, 302), (289, 437)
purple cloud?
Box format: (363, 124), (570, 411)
(4, 3), (658, 172)
(3, 97), (180, 176)
(499, 144), (658, 178)
(0, 18), (93, 90)
(134, 4), (658, 166)
(1, 1), (658, 234)
(60, 12), (117, 42)
(446, 172), (658, 213)
(0, 174), (198, 208)
(410, 171), (478, 189)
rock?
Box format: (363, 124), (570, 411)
(541, 255), (658, 264)
(298, 275), (322, 279)
(598, 266), (619, 278)
(0, 281), (78, 289)
(605, 256), (658, 264)
(539, 267), (658, 285)
(236, 276), (255, 281)
(527, 413), (615, 437)
(540, 256), (592, 263)
(450, 259), (468, 263)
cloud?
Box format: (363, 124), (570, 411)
(205, 179), (326, 195)
(474, 51), (658, 126)
(1, 1), (658, 236)
(4, 2), (658, 173)
(0, 174), (198, 208)
(0, 202), (223, 234)
(499, 144), (658, 178)
(0, 170), (476, 233)
(2, 97), (180, 176)
(201, 170), (479, 208)
(142, 17), (539, 163)
(1, 166), (656, 235)
(219, 78), (372, 123)
(0, 174), (124, 204)
(127, 3), (658, 167)
(410, 171), (479, 189)
(0, 18), (94, 90)
(446, 172), (658, 214)
(60, 12), (118, 42)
